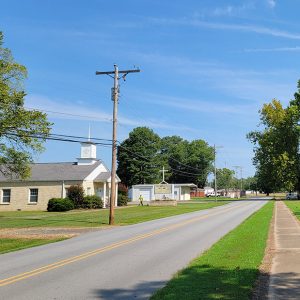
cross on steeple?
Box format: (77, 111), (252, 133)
(159, 166), (169, 184)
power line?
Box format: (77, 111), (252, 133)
(25, 106), (113, 123)
(3, 130), (112, 146)
(117, 143), (203, 177)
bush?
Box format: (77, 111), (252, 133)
(47, 198), (74, 212)
(118, 194), (128, 206)
(67, 185), (84, 208)
(82, 195), (103, 209)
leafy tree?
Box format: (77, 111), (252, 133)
(248, 95), (300, 193)
(67, 185), (84, 208)
(168, 139), (214, 187)
(214, 168), (235, 190)
(0, 32), (51, 179)
(242, 176), (257, 191)
(158, 135), (184, 182)
(117, 128), (214, 188)
(117, 127), (161, 187)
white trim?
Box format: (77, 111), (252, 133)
(1, 188), (11, 204)
(84, 163), (107, 181)
(28, 188), (39, 204)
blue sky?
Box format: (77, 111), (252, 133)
(1, 0), (300, 178)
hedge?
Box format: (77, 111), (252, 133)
(47, 198), (74, 212)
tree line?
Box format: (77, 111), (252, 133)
(117, 127), (215, 188)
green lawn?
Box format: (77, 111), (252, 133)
(151, 201), (274, 300)
(0, 202), (229, 229)
(0, 238), (65, 254)
(284, 200), (300, 219)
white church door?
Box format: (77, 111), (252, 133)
(96, 187), (104, 199)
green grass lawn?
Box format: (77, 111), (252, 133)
(0, 238), (65, 254)
(0, 202), (229, 229)
(284, 200), (300, 218)
(151, 201), (274, 300)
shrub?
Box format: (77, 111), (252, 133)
(118, 190), (127, 196)
(67, 185), (84, 208)
(47, 198), (74, 212)
(82, 195), (103, 209)
(118, 194), (128, 206)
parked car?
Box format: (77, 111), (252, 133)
(206, 191), (221, 197)
(286, 192), (300, 200)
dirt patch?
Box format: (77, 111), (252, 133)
(0, 227), (108, 240)
(252, 202), (276, 300)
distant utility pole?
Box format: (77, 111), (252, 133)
(96, 65), (140, 225)
(233, 165), (243, 196)
(214, 145), (223, 202)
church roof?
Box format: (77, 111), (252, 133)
(0, 161), (102, 182)
(94, 172), (111, 182)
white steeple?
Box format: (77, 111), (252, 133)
(77, 127), (98, 165)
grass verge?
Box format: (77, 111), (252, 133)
(0, 202), (229, 228)
(284, 200), (300, 219)
(0, 238), (65, 254)
(151, 201), (274, 300)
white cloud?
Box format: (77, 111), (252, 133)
(267, 0), (276, 8)
(132, 51), (296, 103)
(245, 46), (300, 52)
(212, 3), (255, 17)
(131, 91), (256, 116)
(150, 17), (300, 40)
(25, 94), (195, 133)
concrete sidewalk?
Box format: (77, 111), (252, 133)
(268, 201), (300, 299)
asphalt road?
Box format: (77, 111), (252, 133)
(0, 200), (267, 300)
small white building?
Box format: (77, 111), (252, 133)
(129, 183), (197, 202)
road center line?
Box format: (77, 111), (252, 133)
(0, 202), (253, 287)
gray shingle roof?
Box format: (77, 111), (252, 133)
(94, 172), (111, 182)
(0, 161), (102, 182)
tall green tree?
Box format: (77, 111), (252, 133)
(117, 127), (161, 187)
(214, 168), (235, 190)
(248, 94), (300, 193)
(0, 32), (51, 179)
(168, 139), (214, 187)
(158, 135), (184, 182)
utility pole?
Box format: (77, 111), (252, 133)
(240, 166), (243, 191)
(96, 65), (140, 225)
(233, 165), (242, 198)
(214, 145), (223, 202)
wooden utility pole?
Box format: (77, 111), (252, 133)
(96, 65), (140, 225)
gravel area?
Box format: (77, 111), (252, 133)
(0, 227), (108, 239)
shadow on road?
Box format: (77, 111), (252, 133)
(92, 280), (165, 300)
(91, 265), (281, 300)
(93, 268), (300, 299)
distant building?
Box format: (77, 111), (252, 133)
(129, 183), (197, 202)
(0, 141), (120, 211)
